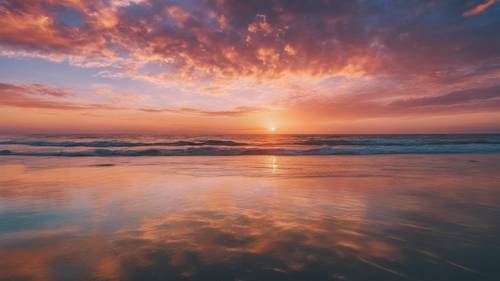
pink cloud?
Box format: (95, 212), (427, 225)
(463, 0), (497, 16)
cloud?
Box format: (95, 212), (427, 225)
(0, 82), (108, 110)
(463, 0), (497, 16)
(0, 82), (82, 109)
(0, 1), (119, 67)
(1, 0), (500, 133)
(389, 84), (500, 108)
(1, 0), (498, 85)
(0, 82), (265, 116)
(285, 83), (500, 121)
(0, 82), (70, 97)
(139, 106), (264, 117)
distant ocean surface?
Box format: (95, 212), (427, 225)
(1, 134), (500, 157)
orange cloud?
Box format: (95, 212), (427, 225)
(0, 1), (500, 133)
(0, 0), (497, 86)
(0, 0), (382, 82)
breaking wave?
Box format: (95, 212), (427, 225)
(1, 144), (500, 157)
(2, 134), (500, 157)
(2, 135), (500, 147)
(0, 139), (247, 147)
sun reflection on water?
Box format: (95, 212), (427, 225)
(0, 155), (500, 281)
(271, 156), (278, 173)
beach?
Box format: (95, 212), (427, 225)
(1, 154), (500, 281)
(2, 0), (500, 280)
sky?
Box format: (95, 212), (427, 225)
(0, 0), (500, 134)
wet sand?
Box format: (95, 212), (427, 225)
(1, 154), (500, 281)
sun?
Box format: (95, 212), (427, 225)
(269, 127), (276, 132)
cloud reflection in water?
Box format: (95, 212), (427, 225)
(0, 155), (499, 281)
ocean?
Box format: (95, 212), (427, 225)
(1, 134), (500, 156)
(1, 135), (500, 280)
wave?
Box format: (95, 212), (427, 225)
(293, 138), (500, 146)
(2, 137), (500, 148)
(0, 139), (247, 147)
(2, 144), (500, 157)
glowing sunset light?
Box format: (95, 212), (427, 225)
(0, 0), (499, 134)
(1, 2), (500, 280)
